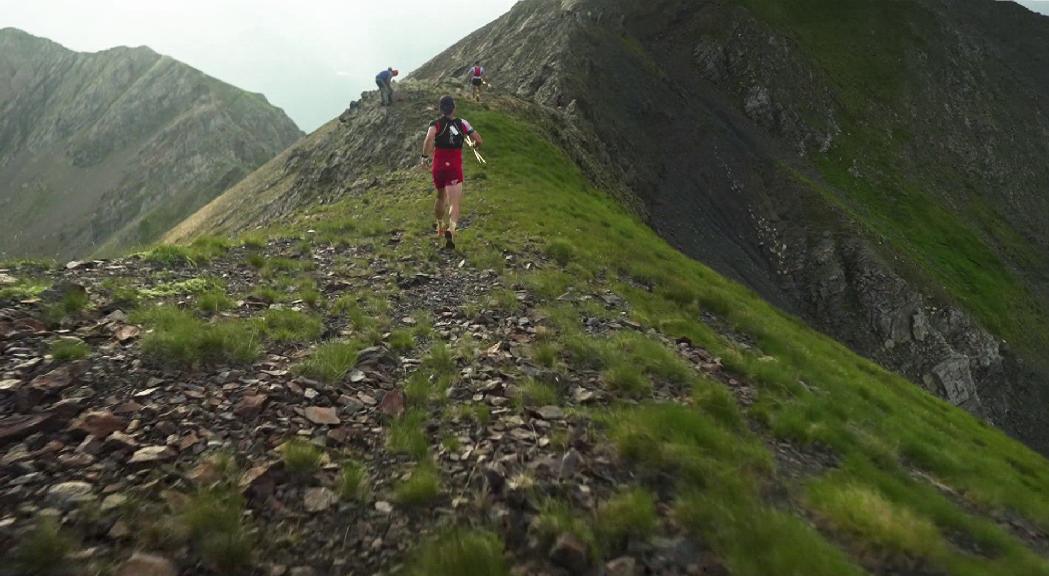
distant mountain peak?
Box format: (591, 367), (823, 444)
(0, 30), (303, 260)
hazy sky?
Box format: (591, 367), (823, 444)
(0, 0), (519, 132)
(1019, 0), (1049, 13)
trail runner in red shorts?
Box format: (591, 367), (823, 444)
(421, 95), (483, 250)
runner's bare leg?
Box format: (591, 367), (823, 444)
(434, 188), (449, 234)
(446, 181), (464, 234)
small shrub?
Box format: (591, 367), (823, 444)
(297, 339), (364, 383)
(407, 528), (508, 576)
(394, 463), (441, 507)
(13, 518), (74, 575)
(49, 339), (89, 362)
(338, 460), (369, 501)
(257, 309), (324, 343)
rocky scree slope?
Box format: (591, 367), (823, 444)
(0, 28), (303, 261)
(407, 0), (1049, 455)
(7, 99), (1049, 575)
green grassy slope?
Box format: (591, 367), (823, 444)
(235, 101), (1049, 573)
(739, 0), (1049, 357)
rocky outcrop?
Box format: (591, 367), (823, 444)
(0, 28), (303, 260)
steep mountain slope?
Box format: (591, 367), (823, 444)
(0, 28), (303, 260)
(8, 90), (1049, 575)
(403, 0), (1049, 454)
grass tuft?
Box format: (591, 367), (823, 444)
(297, 339), (365, 383)
(338, 460), (369, 501)
(546, 238), (577, 266)
(49, 339), (89, 362)
(133, 306), (260, 368)
(387, 410), (429, 460)
(280, 438), (323, 476)
(807, 481), (941, 561)
(595, 487), (659, 550)
(198, 291), (234, 314)
(406, 528), (508, 576)
(180, 488), (254, 572)
(257, 308), (324, 343)
(393, 463), (441, 507)
(12, 517), (74, 576)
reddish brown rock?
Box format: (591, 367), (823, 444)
(378, 389), (405, 418)
(235, 394), (268, 418)
(28, 365), (77, 395)
(240, 462), (279, 498)
(549, 533), (591, 574)
(72, 410), (126, 438)
(0, 414), (53, 446)
(113, 325), (141, 343)
(303, 406), (340, 426)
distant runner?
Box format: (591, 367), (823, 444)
(468, 61), (486, 101)
(376, 67), (399, 106)
(421, 95), (483, 250)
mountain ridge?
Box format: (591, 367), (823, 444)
(171, 0), (1049, 454)
(402, 0), (1049, 454)
(0, 27), (303, 260)
(8, 87), (1049, 574)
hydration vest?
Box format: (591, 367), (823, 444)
(472, 66), (483, 78)
(434, 117), (468, 149)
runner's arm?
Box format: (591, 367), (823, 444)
(470, 130), (484, 148)
(422, 126), (437, 157)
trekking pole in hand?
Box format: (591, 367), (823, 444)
(465, 133), (484, 163)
